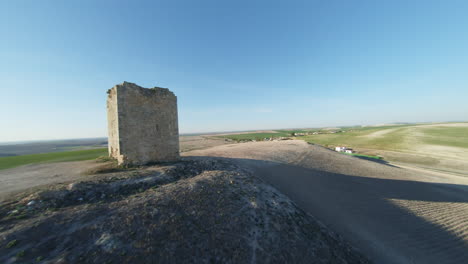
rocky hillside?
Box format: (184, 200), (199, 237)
(0, 158), (368, 264)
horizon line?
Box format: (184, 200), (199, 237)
(1, 120), (466, 145)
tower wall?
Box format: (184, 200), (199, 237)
(107, 82), (179, 165)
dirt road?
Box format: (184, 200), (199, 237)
(187, 140), (468, 264)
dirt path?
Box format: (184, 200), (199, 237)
(187, 140), (468, 264)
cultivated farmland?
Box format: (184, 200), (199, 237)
(298, 122), (468, 175)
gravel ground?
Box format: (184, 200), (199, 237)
(0, 158), (368, 264)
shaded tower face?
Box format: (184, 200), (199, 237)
(107, 82), (179, 165)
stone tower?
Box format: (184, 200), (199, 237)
(107, 82), (179, 165)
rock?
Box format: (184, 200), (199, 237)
(39, 190), (68, 200)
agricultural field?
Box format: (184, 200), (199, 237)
(299, 123), (468, 175)
(0, 148), (107, 170)
(0, 135), (231, 170)
(0, 138), (107, 157)
(219, 132), (293, 141)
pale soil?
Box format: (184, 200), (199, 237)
(0, 136), (233, 202)
(209, 130), (279, 136)
(394, 162), (468, 179)
(356, 123), (468, 173)
(361, 128), (399, 138)
(179, 135), (232, 152)
(0, 161), (104, 202)
(356, 147), (468, 175)
(0, 159), (368, 263)
(416, 144), (468, 160)
(418, 122), (468, 127)
(187, 141), (468, 264)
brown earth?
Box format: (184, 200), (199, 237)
(187, 141), (468, 264)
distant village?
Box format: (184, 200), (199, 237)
(291, 129), (348, 136)
(291, 130), (357, 154)
(224, 129), (353, 144)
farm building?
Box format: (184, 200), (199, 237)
(335, 146), (346, 152)
(335, 146), (354, 153)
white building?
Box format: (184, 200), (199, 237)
(335, 146), (346, 152)
(335, 146), (354, 153)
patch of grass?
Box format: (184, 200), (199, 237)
(276, 129), (316, 135)
(15, 213), (28, 220)
(220, 132), (291, 141)
(95, 155), (115, 163)
(299, 122), (468, 170)
(16, 250), (25, 257)
(6, 239), (18, 248)
(344, 153), (382, 160)
(420, 127), (468, 148)
(84, 163), (124, 175)
(300, 126), (409, 150)
(0, 148), (108, 170)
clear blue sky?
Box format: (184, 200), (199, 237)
(1, 0), (467, 142)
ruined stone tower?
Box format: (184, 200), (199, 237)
(107, 82), (179, 165)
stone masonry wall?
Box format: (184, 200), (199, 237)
(107, 82), (180, 165)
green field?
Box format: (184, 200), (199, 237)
(219, 123), (468, 173)
(0, 148), (108, 170)
(298, 123), (468, 150)
(298, 125), (411, 150)
(344, 153), (383, 160)
(220, 132), (292, 141)
(298, 123), (468, 172)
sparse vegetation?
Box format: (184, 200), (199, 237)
(300, 123), (468, 151)
(299, 123), (468, 172)
(6, 240), (18, 248)
(0, 148), (107, 170)
(95, 155), (115, 163)
(16, 250), (25, 257)
(421, 127), (468, 148)
(344, 153), (382, 160)
(214, 123), (468, 173)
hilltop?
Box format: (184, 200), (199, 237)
(0, 158), (367, 264)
